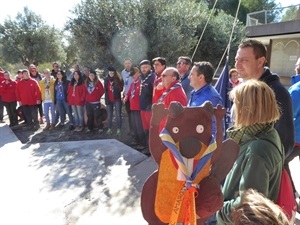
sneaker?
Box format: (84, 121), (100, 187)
(106, 128), (112, 135)
(136, 145), (146, 150)
(130, 141), (138, 146)
(49, 124), (55, 130)
(85, 128), (92, 133)
(58, 122), (65, 127)
(116, 129), (121, 136)
(43, 124), (51, 131)
(76, 126), (83, 132)
(98, 128), (104, 134)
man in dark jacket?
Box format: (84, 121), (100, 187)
(139, 60), (155, 147)
(235, 39), (294, 158)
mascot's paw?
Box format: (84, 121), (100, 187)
(141, 172), (166, 225)
(195, 176), (223, 219)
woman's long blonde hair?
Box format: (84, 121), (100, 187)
(230, 80), (281, 128)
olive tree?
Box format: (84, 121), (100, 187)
(0, 7), (65, 66)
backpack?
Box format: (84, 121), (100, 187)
(261, 138), (297, 224)
(276, 168), (297, 225)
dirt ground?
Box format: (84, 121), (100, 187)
(4, 107), (150, 156)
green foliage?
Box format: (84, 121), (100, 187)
(203, 0), (279, 24)
(0, 7), (66, 66)
(193, 9), (245, 66)
(67, 0), (245, 70)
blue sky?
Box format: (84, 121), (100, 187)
(0, 0), (297, 29)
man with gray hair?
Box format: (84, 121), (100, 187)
(177, 56), (193, 100)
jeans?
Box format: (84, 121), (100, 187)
(71, 105), (84, 126)
(131, 110), (146, 145)
(106, 101), (122, 129)
(85, 102), (103, 130)
(56, 100), (73, 125)
(43, 102), (55, 125)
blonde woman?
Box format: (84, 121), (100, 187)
(39, 69), (55, 130)
(216, 80), (284, 225)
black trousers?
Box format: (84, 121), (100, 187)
(37, 103), (43, 118)
(3, 101), (18, 125)
(124, 100), (132, 131)
(0, 96), (3, 120)
(85, 102), (103, 130)
(22, 105), (38, 126)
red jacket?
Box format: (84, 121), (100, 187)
(159, 81), (187, 108)
(67, 83), (86, 106)
(152, 75), (163, 104)
(0, 79), (17, 102)
(85, 81), (104, 103)
(158, 81), (188, 131)
(0, 71), (4, 95)
(16, 78), (42, 105)
(126, 78), (141, 110)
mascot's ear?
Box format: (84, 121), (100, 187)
(168, 101), (185, 118)
(214, 104), (226, 121)
(201, 101), (214, 116)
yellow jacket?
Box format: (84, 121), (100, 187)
(39, 76), (55, 102)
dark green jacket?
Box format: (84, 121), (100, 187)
(217, 123), (284, 225)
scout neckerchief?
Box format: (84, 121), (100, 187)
(159, 128), (217, 225)
(88, 81), (95, 94)
(140, 73), (152, 95)
(131, 78), (140, 99)
(158, 82), (181, 103)
(72, 81), (78, 96)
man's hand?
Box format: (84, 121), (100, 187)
(36, 100), (41, 104)
(156, 82), (163, 90)
(123, 96), (128, 104)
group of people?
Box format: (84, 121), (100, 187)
(0, 38), (299, 224)
(0, 63), (106, 133)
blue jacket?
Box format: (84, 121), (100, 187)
(291, 74), (300, 85)
(188, 84), (223, 107)
(289, 82), (300, 144)
(188, 84), (223, 135)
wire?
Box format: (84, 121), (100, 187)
(191, 0), (219, 61)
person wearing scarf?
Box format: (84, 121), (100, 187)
(216, 80), (283, 225)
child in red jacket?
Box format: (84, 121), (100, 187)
(67, 70), (86, 132)
(85, 70), (105, 133)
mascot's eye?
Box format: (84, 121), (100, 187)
(196, 125), (204, 133)
(172, 127), (179, 134)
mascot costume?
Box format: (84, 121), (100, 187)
(141, 101), (239, 225)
